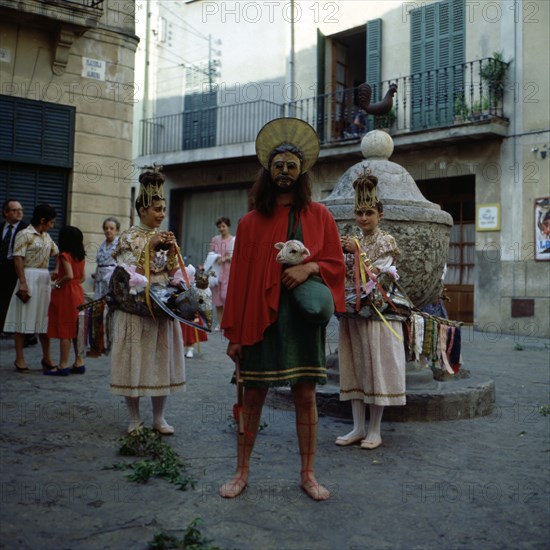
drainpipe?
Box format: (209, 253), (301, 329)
(289, 0), (295, 116)
(143, 0), (151, 122)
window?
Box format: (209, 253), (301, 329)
(410, 0), (465, 129)
(0, 95), (74, 245)
(0, 95), (75, 167)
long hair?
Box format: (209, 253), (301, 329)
(249, 168), (312, 217)
(58, 225), (85, 262)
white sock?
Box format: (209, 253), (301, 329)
(337, 399), (366, 441)
(151, 396), (171, 428)
(125, 397), (141, 432)
(365, 404), (384, 443)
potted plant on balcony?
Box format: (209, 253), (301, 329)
(453, 93), (468, 124)
(470, 100), (482, 121)
(480, 52), (509, 113)
(481, 96), (490, 118)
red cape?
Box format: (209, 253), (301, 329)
(222, 202), (345, 346)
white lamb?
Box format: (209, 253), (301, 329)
(274, 239), (311, 265)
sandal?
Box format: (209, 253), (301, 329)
(14, 361), (30, 374)
(43, 367), (70, 377)
(41, 360), (56, 372)
(70, 365), (86, 374)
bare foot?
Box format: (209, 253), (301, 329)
(300, 473), (330, 501)
(219, 473), (248, 498)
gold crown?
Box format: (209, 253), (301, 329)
(353, 168), (380, 210)
(138, 164), (165, 209)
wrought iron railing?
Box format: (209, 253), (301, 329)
(65, 0), (104, 8)
(141, 100), (283, 156)
(140, 57), (509, 156)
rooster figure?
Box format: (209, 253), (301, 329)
(358, 82), (398, 116)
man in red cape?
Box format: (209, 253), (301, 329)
(220, 118), (345, 501)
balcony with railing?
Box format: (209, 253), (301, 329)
(140, 57), (510, 158)
(0, 0), (105, 25)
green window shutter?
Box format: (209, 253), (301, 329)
(424, 4), (437, 71)
(0, 164), (68, 250)
(316, 28), (326, 140)
(450, 0), (465, 120)
(437, 0), (452, 123)
(0, 95), (72, 251)
(410, 9), (422, 75)
(0, 95), (74, 167)
(410, 0), (465, 129)
(438, 1), (451, 67)
(317, 28), (326, 96)
(366, 19), (382, 101)
(451, 0), (465, 66)
(182, 92), (217, 150)
(410, 8), (423, 129)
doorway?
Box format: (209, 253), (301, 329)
(417, 175), (475, 323)
(170, 185), (249, 268)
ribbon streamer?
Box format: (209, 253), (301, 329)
(371, 303), (403, 341)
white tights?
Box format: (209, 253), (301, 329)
(337, 400), (385, 444)
(124, 396), (171, 432)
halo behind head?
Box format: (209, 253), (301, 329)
(255, 118), (320, 174)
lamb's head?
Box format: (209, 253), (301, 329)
(274, 239), (311, 265)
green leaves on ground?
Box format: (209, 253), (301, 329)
(148, 518), (221, 550)
(109, 427), (196, 490)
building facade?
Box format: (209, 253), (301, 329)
(0, 0), (139, 283)
(134, 0), (549, 338)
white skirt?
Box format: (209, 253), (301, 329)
(110, 310), (186, 397)
(3, 268), (51, 334)
(339, 317), (406, 406)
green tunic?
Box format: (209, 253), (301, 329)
(240, 209), (327, 388)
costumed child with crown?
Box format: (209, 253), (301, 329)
(336, 170), (406, 450)
(109, 166), (186, 435)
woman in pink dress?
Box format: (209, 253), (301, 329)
(209, 216), (235, 330)
(46, 226), (86, 376)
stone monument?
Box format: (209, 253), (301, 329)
(323, 130), (452, 308)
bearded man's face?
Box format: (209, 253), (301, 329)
(270, 152), (301, 192)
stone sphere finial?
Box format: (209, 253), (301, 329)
(360, 130), (394, 160)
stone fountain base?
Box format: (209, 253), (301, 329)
(267, 366), (495, 422)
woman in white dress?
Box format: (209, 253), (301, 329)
(5, 204), (58, 373)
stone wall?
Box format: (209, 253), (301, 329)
(0, 1), (139, 288)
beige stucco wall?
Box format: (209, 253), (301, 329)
(522, 1), (550, 131)
(0, 1), (139, 286)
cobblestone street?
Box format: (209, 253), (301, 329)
(1, 325), (549, 549)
